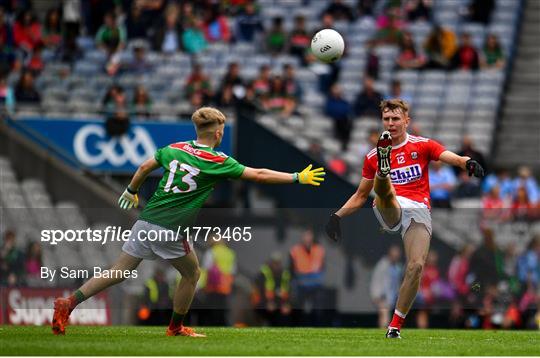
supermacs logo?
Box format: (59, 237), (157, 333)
(390, 164), (422, 185)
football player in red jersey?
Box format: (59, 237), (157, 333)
(325, 99), (484, 338)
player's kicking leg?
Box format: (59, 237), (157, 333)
(374, 131), (401, 235)
(386, 220), (430, 338)
(52, 252), (142, 335)
(165, 252), (206, 337)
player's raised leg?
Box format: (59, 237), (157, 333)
(52, 252), (142, 335)
(166, 252), (206, 337)
(374, 131), (401, 229)
(386, 220), (430, 338)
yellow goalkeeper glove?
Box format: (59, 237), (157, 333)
(293, 164), (326, 186)
(118, 187), (139, 210)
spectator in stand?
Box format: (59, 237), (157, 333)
(0, 73), (15, 114)
(452, 32), (480, 71)
(14, 69), (40, 104)
(448, 244), (475, 297)
(482, 168), (514, 200)
(185, 63), (212, 105)
(102, 84), (127, 115)
(125, 2), (150, 40)
(42, 7), (62, 50)
(328, 156), (348, 176)
(384, 79), (412, 104)
(95, 12), (126, 58)
(457, 136), (488, 176)
(289, 16), (311, 62)
(253, 64), (271, 97)
(481, 34), (506, 69)
(203, 6), (231, 43)
(0, 7), (16, 72)
(471, 228), (505, 291)
(370, 245), (403, 328)
(429, 161), (457, 208)
(131, 84), (152, 118)
(254, 252), (292, 326)
(62, 0), (82, 42)
(123, 42), (153, 75)
(289, 228), (326, 326)
(153, 4), (181, 54)
(236, 1), (264, 42)
(215, 83), (236, 109)
(182, 17), (208, 55)
(372, 5), (404, 46)
(265, 17), (286, 55)
(517, 236), (540, 328)
(517, 237), (539, 288)
(357, 0), (376, 18)
(396, 31), (426, 70)
(424, 25), (457, 69)
(57, 31), (82, 64)
(466, 0), (495, 25)
(365, 43), (379, 79)
(262, 75), (295, 117)
(323, 0), (354, 22)
(405, 0), (433, 22)
(482, 185), (512, 225)
(325, 84), (352, 151)
(0, 230), (25, 286)
(283, 63), (302, 102)
(512, 187), (536, 221)
(454, 171), (482, 198)
(513, 166), (539, 206)
(25, 42), (44, 75)
(13, 9), (42, 56)
(218, 62), (245, 107)
(221, 62), (244, 89)
(354, 76), (383, 118)
(25, 242), (42, 286)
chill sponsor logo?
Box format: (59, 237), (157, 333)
(390, 164), (422, 185)
(73, 124), (156, 167)
(7, 288), (109, 325)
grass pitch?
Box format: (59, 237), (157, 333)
(0, 326), (539, 356)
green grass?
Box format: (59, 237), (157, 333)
(0, 326), (539, 356)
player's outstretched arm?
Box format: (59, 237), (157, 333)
(326, 178), (374, 242)
(118, 157), (160, 210)
(439, 151), (484, 177)
(240, 164), (325, 186)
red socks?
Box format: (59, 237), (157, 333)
(389, 309), (406, 329)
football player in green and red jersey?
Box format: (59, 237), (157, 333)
(52, 107), (325, 337)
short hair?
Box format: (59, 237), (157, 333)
(192, 107), (226, 138)
(380, 99), (409, 115)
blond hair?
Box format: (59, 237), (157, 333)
(191, 107), (227, 138)
(379, 99), (409, 115)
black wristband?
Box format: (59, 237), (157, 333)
(126, 186), (138, 195)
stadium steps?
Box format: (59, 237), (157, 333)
(495, 0), (540, 170)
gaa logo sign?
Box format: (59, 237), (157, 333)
(73, 124), (157, 167)
(319, 45), (332, 53)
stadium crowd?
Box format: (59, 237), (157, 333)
(371, 231), (540, 330)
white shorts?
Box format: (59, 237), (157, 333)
(373, 196), (432, 237)
(122, 220), (192, 260)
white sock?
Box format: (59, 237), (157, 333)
(394, 309), (406, 318)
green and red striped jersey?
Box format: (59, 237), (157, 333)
(139, 140), (245, 229)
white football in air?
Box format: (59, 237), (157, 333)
(311, 29), (345, 63)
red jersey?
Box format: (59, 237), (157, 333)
(362, 134), (446, 207)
